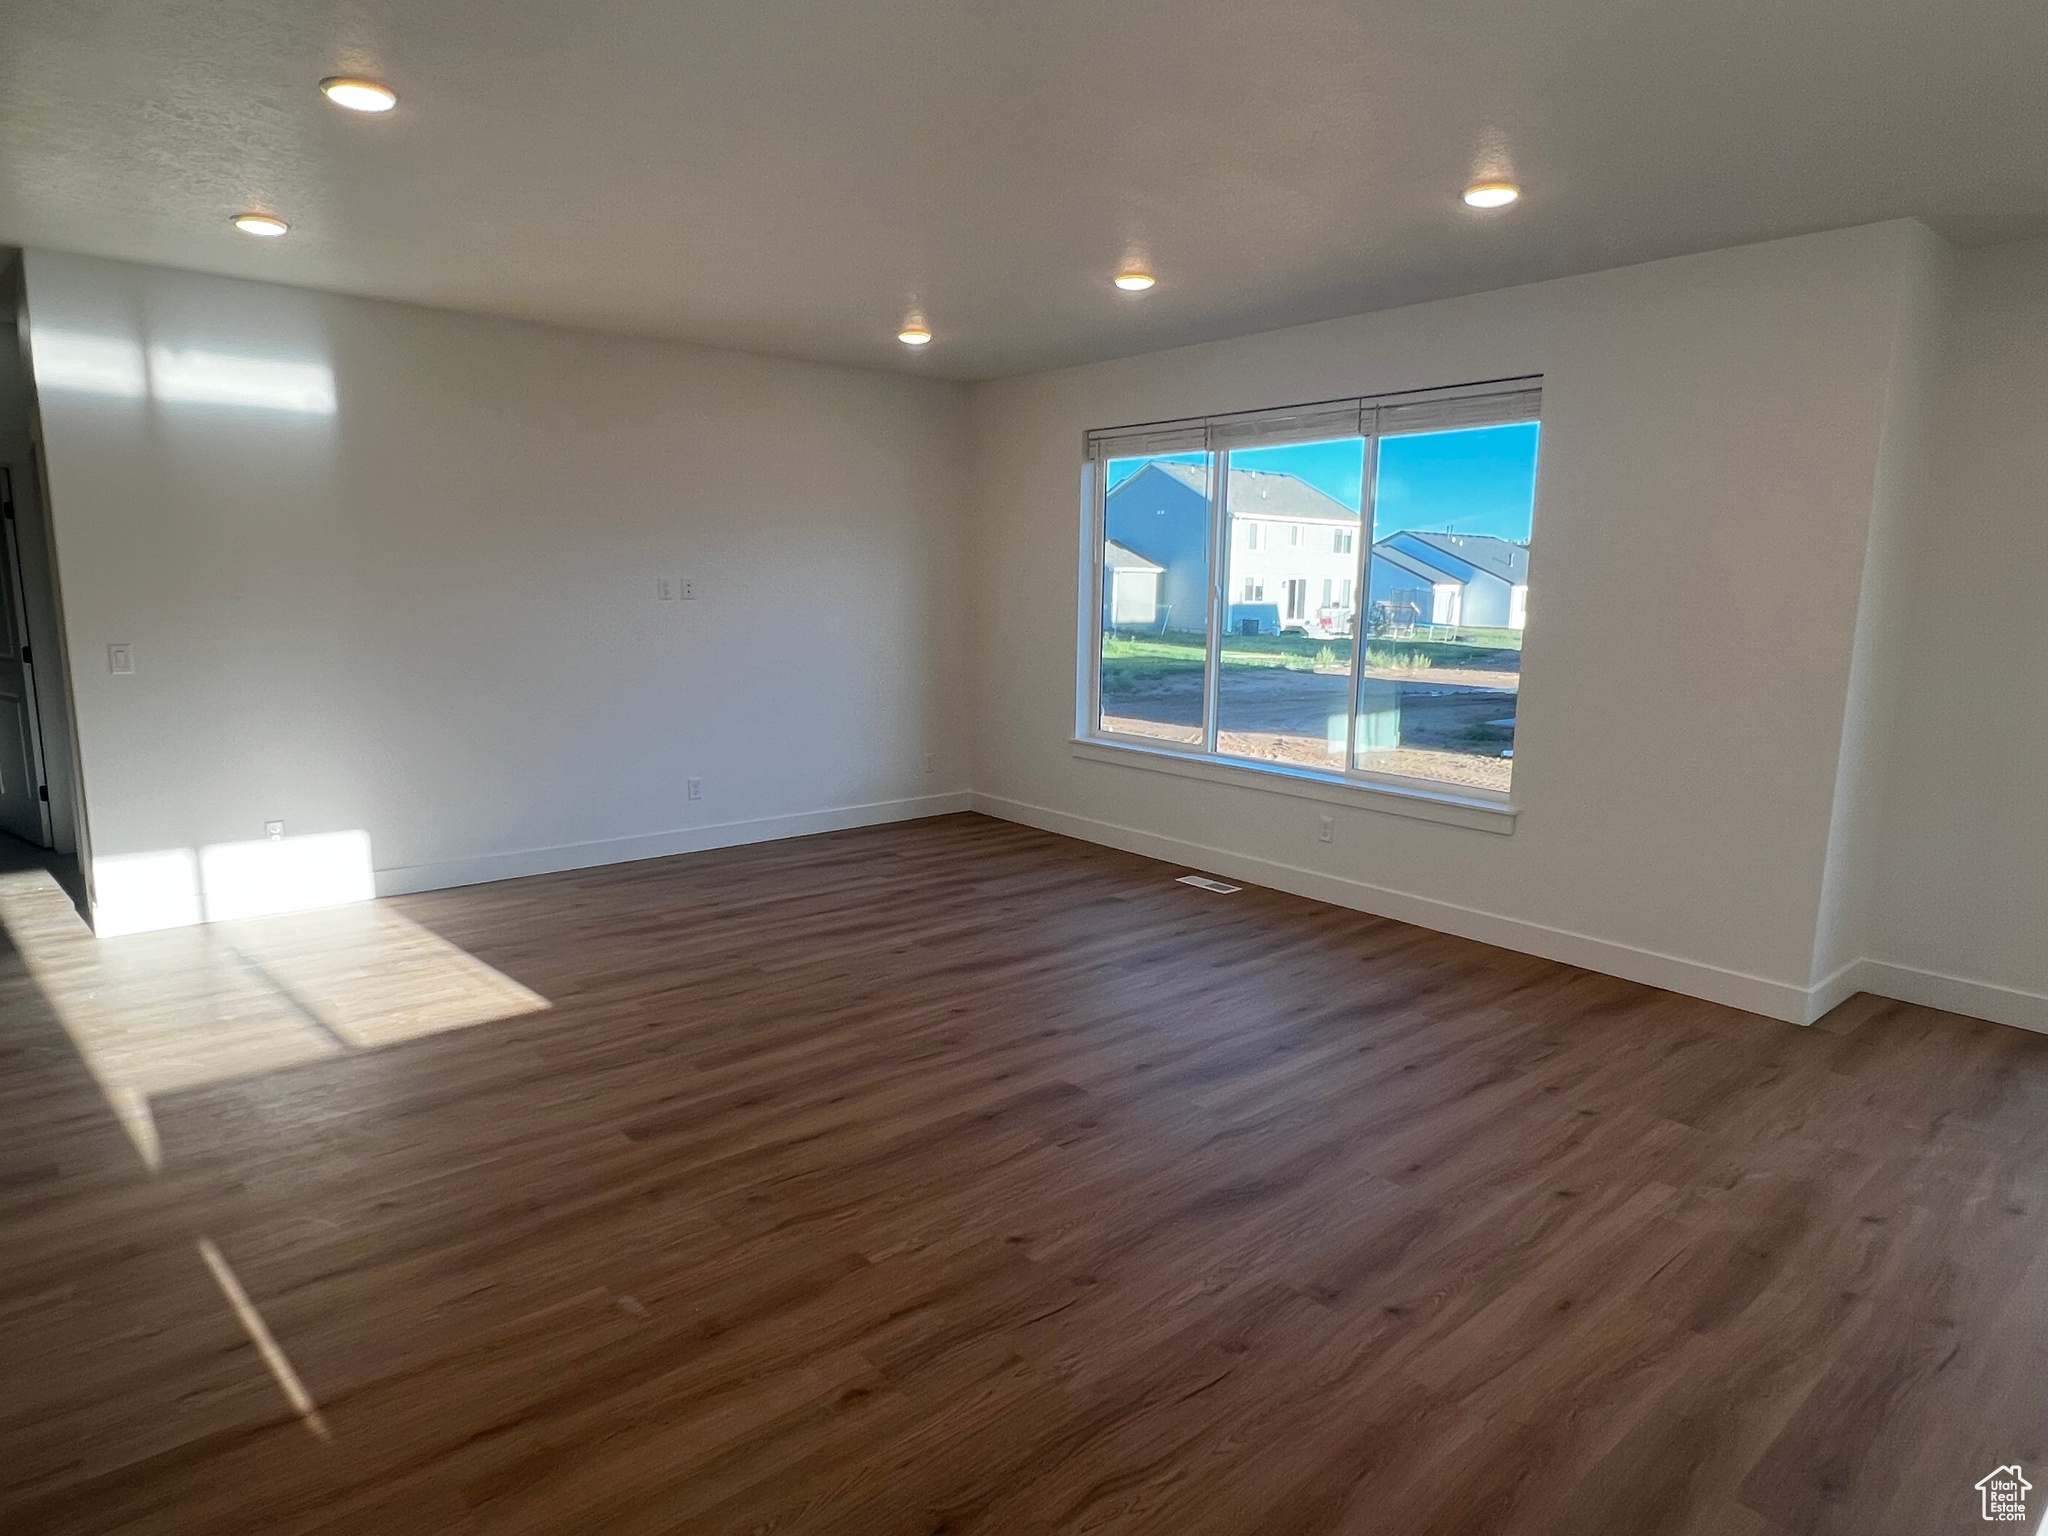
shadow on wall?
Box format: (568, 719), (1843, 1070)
(0, 847), (548, 1171)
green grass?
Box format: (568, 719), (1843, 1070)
(1371, 622), (1523, 652)
(1105, 632), (1347, 669)
(1100, 633), (1208, 662)
(1215, 634), (1355, 671)
(1100, 629), (1517, 690)
(1444, 626), (1524, 650)
(1098, 633), (1207, 689)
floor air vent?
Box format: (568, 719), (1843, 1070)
(1176, 874), (1241, 894)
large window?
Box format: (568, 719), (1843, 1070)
(1088, 381), (1540, 801)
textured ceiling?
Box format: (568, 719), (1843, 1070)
(0, 0), (2042, 380)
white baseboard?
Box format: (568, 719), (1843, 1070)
(1802, 958), (1869, 1025)
(375, 791), (974, 898)
(971, 791), (1815, 1023)
(1843, 959), (2048, 1036)
(972, 793), (2048, 1037)
(98, 778), (2036, 1040)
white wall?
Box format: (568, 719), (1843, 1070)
(23, 251), (971, 932)
(969, 222), (1933, 1022)
(1807, 225), (1956, 998)
(1866, 237), (2048, 1029)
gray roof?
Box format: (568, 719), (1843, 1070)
(1394, 531), (1529, 583)
(1103, 539), (1164, 572)
(1371, 543), (1457, 586)
(1149, 462), (1360, 523)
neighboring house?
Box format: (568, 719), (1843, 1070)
(1368, 530), (1530, 631)
(1101, 463), (1214, 633)
(1105, 461), (1529, 637)
(1104, 462), (1362, 635)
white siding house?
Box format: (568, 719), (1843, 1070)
(1225, 487), (1359, 635)
(1367, 531), (1529, 632)
(1101, 464), (1216, 634)
(1105, 462), (1363, 638)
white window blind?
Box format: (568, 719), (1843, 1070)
(1085, 377), (1540, 461)
(1085, 422), (1207, 460)
(1207, 403), (1364, 450)
(1375, 385), (1543, 437)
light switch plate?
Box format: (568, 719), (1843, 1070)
(108, 644), (134, 674)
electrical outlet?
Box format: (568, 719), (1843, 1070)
(686, 777), (702, 801)
(108, 643), (135, 674)
(1317, 815), (1334, 844)
(657, 577), (675, 601)
(924, 752), (935, 776)
(264, 820), (286, 840)
(679, 579), (696, 601)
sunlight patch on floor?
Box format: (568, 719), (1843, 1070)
(197, 1238), (331, 1440)
(0, 869), (549, 1170)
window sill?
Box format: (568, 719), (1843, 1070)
(1069, 737), (1518, 834)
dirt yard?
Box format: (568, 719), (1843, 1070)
(1101, 661), (1516, 793)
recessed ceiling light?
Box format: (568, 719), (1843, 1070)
(898, 326), (933, 346)
(231, 213), (290, 237)
(1462, 180), (1521, 209)
(1114, 271), (1156, 291)
(320, 77), (398, 113)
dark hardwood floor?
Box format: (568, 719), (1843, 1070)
(1, 813), (2043, 1534)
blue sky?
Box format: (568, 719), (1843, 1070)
(1108, 420), (1541, 543)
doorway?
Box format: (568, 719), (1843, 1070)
(1283, 577), (1307, 625)
(0, 467), (53, 847)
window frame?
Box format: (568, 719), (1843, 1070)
(1080, 376), (1540, 816)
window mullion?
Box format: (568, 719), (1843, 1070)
(1201, 447), (1228, 755)
(1085, 459), (1107, 739)
(1344, 429), (1382, 776)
